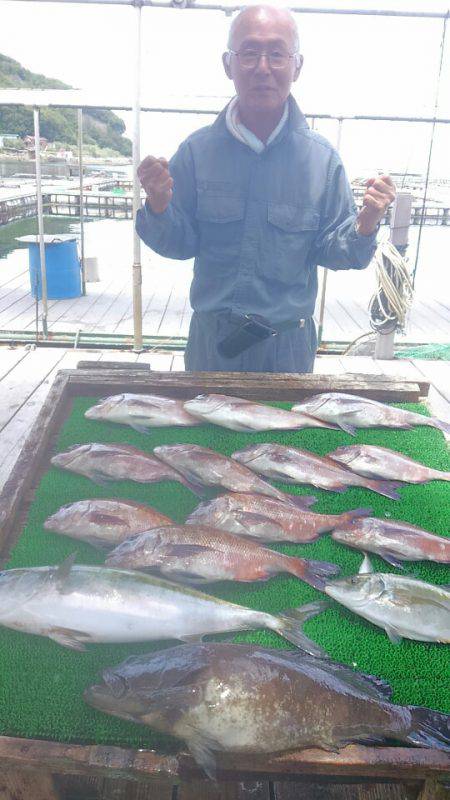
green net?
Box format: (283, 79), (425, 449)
(0, 397), (448, 753)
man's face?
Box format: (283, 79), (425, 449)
(223, 9), (302, 116)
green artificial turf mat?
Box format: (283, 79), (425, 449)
(0, 396), (449, 754)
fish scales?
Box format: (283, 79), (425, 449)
(329, 444), (450, 485)
(85, 643), (450, 778)
(85, 393), (201, 432)
(44, 499), (174, 549)
(325, 566), (450, 643)
(183, 393), (337, 431)
(105, 523), (340, 588)
(231, 443), (401, 500)
(332, 517), (450, 566)
(292, 392), (450, 437)
(187, 492), (371, 543)
(0, 561), (327, 654)
(51, 443), (192, 488)
(153, 443), (297, 502)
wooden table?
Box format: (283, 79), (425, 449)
(0, 366), (449, 800)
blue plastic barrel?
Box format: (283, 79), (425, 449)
(17, 235), (82, 299)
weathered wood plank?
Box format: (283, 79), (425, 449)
(63, 370), (422, 403)
(177, 780), (270, 800)
(0, 768), (60, 800)
(0, 346), (29, 381)
(0, 347), (67, 433)
(416, 779), (450, 800)
(272, 781), (421, 800)
(0, 737), (449, 785)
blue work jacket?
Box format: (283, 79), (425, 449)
(136, 95), (378, 325)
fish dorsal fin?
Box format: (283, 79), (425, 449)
(55, 552), (77, 581)
(359, 554), (374, 574)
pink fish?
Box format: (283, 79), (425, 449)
(187, 492), (372, 543)
(105, 523), (340, 589)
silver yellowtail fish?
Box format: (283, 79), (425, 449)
(0, 556), (327, 655)
(105, 523), (340, 589)
(329, 444), (450, 485)
(183, 394), (337, 432)
(51, 443), (197, 491)
(44, 499), (174, 550)
(85, 643), (450, 779)
(231, 443), (401, 500)
(153, 444), (304, 504)
(187, 492), (371, 544)
(85, 393), (202, 433)
(325, 556), (450, 644)
(332, 517), (450, 567)
(292, 392), (450, 437)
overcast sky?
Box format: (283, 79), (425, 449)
(0, 0), (449, 177)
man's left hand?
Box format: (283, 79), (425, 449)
(356, 174), (396, 236)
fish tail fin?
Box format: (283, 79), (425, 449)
(340, 507), (373, 524)
(272, 600), (329, 656)
(365, 479), (402, 500)
(301, 413), (340, 431)
(283, 493), (318, 509)
(428, 417), (450, 439)
(286, 557), (340, 590)
(406, 706), (450, 751)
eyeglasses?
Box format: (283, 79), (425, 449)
(228, 48), (297, 70)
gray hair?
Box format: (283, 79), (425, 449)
(227, 5), (300, 52)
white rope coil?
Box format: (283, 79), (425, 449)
(368, 240), (414, 334)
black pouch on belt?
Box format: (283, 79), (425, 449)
(217, 314), (277, 358)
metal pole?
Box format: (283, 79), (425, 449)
(317, 117), (343, 345)
(5, 0), (450, 17)
(78, 107), (86, 294)
(412, 14), (448, 289)
(33, 107), (48, 338)
(132, 0), (143, 352)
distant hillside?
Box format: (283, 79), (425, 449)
(0, 53), (132, 157)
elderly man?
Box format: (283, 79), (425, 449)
(136, 5), (395, 372)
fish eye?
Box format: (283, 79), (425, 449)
(106, 674), (128, 698)
(350, 576), (359, 585)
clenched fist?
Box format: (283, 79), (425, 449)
(357, 174), (396, 236)
(137, 155), (174, 214)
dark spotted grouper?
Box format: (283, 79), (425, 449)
(231, 443), (401, 500)
(85, 643), (450, 778)
(44, 499), (174, 549)
(187, 492), (371, 543)
(329, 445), (450, 485)
(332, 516), (450, 567)
(105, 523), (340, 588)
(292, 392), (450, 437)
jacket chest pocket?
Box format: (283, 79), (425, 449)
(195, 194), (245, 269)
(265, 203), (320, 282)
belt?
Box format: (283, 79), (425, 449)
(228, 313), (306, 334)
(216, 313), (308, 358)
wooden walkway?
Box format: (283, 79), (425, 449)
(0, 233), (449, 345)
(0, 346), (448, 495)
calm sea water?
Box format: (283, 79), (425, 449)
(1, 213), (448, 300)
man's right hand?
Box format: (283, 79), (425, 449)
(137, 155), (174, 214)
